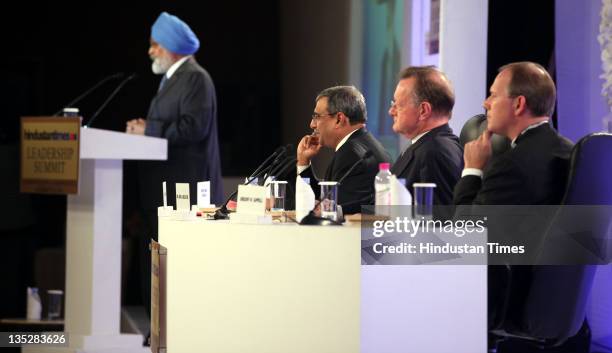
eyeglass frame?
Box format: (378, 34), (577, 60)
(311, 111), (338, 121)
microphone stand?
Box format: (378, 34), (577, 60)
(85, 73), (137, 128)
(52, 72), (124, 116)
(265, 157), (297, 182)
(249, 145), (286, 181)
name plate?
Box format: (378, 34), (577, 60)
(175, 183), (191, 211)
(197, 181), (211, 207)
(20, 116), (81, 194)
(236, 184), (267, 216)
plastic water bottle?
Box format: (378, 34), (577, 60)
(26, 287), (42, 320)
(375, 162), (392, 215)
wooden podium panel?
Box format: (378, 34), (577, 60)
(20, 116), (81, 194)
(150, 240), (167, 353)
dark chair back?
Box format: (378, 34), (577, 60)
(512, 133), (612, 345)
(563, 133), (612, 205)
(459, 114), (511, 156)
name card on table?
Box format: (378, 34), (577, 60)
(175, 183), (191, 211)
(236, 184), (267, 216)
(197, 181), (211, 207)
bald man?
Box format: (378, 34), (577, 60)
(389, 66), (463, 205)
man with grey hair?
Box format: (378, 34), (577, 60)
(389, 65), (463, 206)
(297, 85), (391, 215)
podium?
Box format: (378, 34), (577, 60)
(24, 127), (167, 353)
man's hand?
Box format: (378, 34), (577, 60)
(126, 118), (146, 135)
(464, 130), (492, 170)
(297, 134), (322, 166)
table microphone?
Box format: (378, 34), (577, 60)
(267, 156), (297, 180)
(52, 72), (124, 116)
(213, 145), (291, 220)
(248, 145), (289, 181)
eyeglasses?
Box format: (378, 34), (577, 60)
(311, 112), (337, 121)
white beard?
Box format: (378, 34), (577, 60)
(151, 55), (172, 74)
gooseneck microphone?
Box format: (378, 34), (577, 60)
(300, 150), (374, 226)
(249, 145), (290, 180)
(267, 156), (297, 180)
(85, 73), (137, 128)
(262, 144), (295, 180)
(52, 72), (124, 116)
(213, 145), (292, 220)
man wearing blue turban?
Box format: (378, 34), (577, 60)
(126, 11), (222, 209)
(126, 12), (223, 342)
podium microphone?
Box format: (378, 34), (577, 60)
(85, 73), (137, 128)
(300, 150), (373, 226)
(52, 72), (124, 116)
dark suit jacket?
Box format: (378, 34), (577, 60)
(453, 124), (573, 205)
(138, 57), (223, 209)
(300, 127), (391, 215)
(391, 123), (463, 205)
(452, 123), (573, 330)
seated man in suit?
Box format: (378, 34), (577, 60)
(389, 66), (463, 205)
(454, 61), (573, 205)
(297, 85), (391, 215)
(453, 62), (582, 352)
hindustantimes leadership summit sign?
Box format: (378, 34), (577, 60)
(20, 116), (81, 194)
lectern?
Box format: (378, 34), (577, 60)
(25, 127), (167, 353)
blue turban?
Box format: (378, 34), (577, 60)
(151, 12), (200, 55)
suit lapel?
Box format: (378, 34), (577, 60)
(391, 124), (453, 176)
(325, 127), (366, 181)
(391, 140), (418, 176)
(324, 156), (336, 181)
(153, 72), (180, 101)
(152, 58), (193, 101)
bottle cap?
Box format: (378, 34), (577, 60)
(379, 162), (390, 170)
